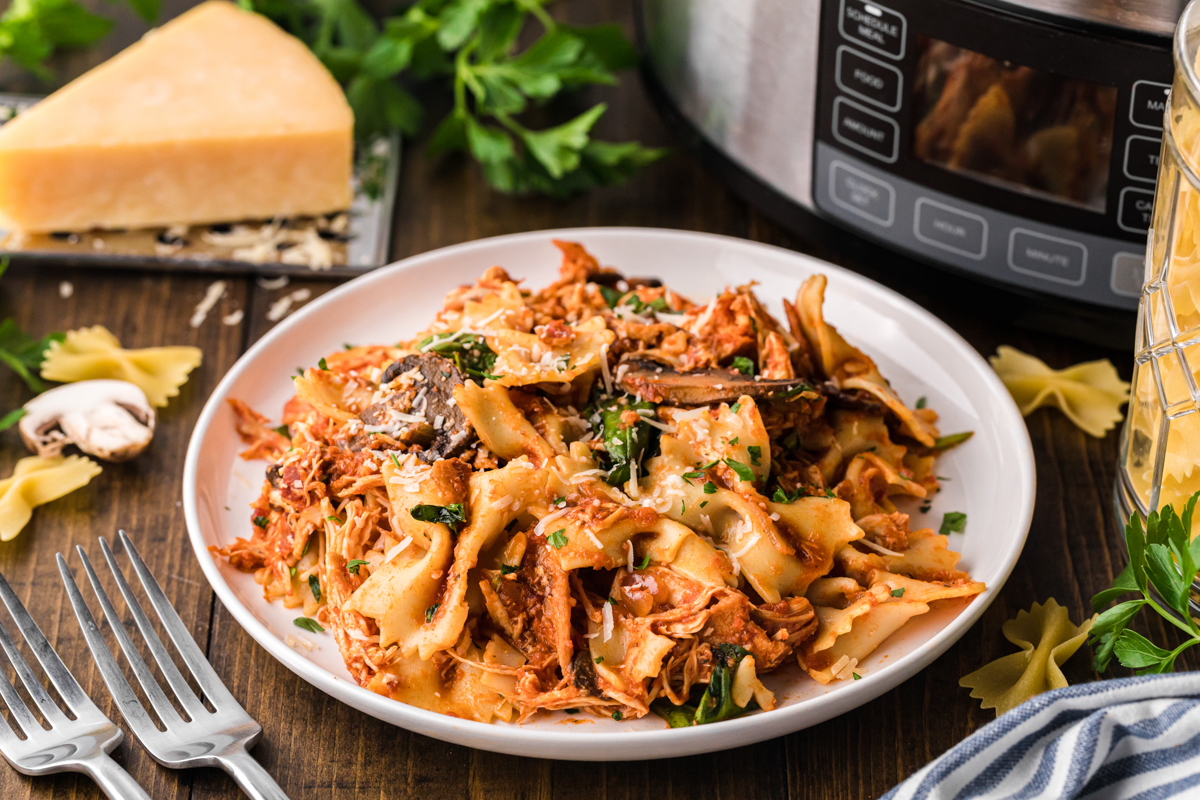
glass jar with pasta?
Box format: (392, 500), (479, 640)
(1117, 0), (1200, 550)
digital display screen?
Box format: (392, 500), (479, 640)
(911, 37), (1118, 212)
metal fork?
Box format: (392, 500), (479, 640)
(58, 530), (289, 800)
(0, 571), (150, 799)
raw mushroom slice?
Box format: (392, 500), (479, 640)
(19, 379), (155, 462)
(616, 358), (818, 405)
(360, 353), (475, 462)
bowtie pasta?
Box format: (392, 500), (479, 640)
(215, 241), (984, 726)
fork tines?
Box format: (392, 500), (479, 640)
(0, 569), (130, 785)
(58, 531), (261, 755)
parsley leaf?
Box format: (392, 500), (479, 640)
(703, 482), (717, 494)
(0, 319), (63, 393)
(253, 516), (269, 528)
(417, 333), (499, 380)
(890, 587), (905, 598)
(425, 603), (440, 623)
(318, 357), (329, 370)
(547, 529), (568, 549)
(347, 559), (368, 575)
(934, 431), (974, 450)
(730, 356), (755, 376)
(0, 407), (24, 432)
(747, 445), (761, 466)
(939, 512), (967, 536)
(637, 553), (650, 569)
(724, 458), (755, 482)
(411, 503), (467, 531)
(294, 617), (324, 633)
(915, 396), (927, 409)
(308, 574), (322, 602)
(500, 564), (519, 575)
(730, 402), (741, 413)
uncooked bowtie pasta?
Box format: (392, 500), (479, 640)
(216, 241), (984, 727)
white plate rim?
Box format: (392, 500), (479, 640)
(183, 227), (1035, 760)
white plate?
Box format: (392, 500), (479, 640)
(184, 228), (1034, 760)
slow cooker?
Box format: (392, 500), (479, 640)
(639, 0), (1183, 341)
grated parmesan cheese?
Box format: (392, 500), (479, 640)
(858, 538), (904, 557)
(190, 280), (227, 328)
(599, 342), (613, 395)
(601, 602), (614, 642)
(384, 537), (412, 562)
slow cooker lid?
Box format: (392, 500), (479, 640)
(974, 0), (1183, 40)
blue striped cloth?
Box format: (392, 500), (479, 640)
(884, 675), (1200, 800)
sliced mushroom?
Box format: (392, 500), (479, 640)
(360, 353), (475, 462)
(616, 358), (818, 405)
(19, 379), (155, 462)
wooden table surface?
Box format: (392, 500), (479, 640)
(0, 1), (1164, 797)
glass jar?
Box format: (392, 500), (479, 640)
(1116, 0), (1200, 540)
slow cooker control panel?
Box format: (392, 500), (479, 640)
(811, 0), (1172, 310)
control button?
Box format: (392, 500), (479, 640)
(1118, 187), (1156, 233)
(1130, 80), (1171, 130)
(1111, 252), (1145, 298)
(1124, 135), (1162, 182)
(829, 160), (895, 226)
(836, 46), (902, 112)
(1007, 229), (1087, 286)
(839, 0), (905, 60)
(913, 198), (987, 259)
(832, 97), (899, 163)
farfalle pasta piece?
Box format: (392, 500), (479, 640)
(989, 345), (1129, 437)
(0, 455), (101, 541)
(41, 326), (202, 407)
(959, 598), (1093, 716)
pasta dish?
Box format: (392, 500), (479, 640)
(216, 242), (984, 726)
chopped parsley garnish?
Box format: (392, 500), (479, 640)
(411, 503), (467, 531)
(611, 710), (623, 721)
(774, 384), (814, 399)
(592, 395), (659, 488)
(417, 333), (500, 381)
(425, 604), (440, 623)
(564, 708), (579, 714)
(700, 501), (708, 508)
(937, 476), (952, 481)
(781, 431), (800, 451)
(919, 503), (932, 513)
(772, 487), (801, 504)
(915, 396), (927, 409)
(825, 488), (836, 498)
(852, 673), (862, 680)
(554, 497), (567, 507)
(598, 285), (624, 308)
(699, 460), (719, 469)
(326, 515), (342, 523)
(747, 445), (762, 466)
(388, 452), (402, 470)
(680, 500), (686, 515)
(703, 482), (717, 494)
(343, 343), (355, 350)
(625, 294), (669, 315)
(939, 511), (967, 536)
(548, 529), (569, 549)
(274, 424), (289, 437)
(637, 553), (651, 570)
(730, 402), (741, 414)
(724, 458), (755, 482)
(500, 564), (519, 575)
(607, 597), (617, 605)
(729, 436), (739, 446)
(295, 367), (304, 377)
(293, 617), (324, 633)
(730, 356), (755, 376)
(309, 575), (322, 602)
(890, 587), (905, 598)
(682, 470), (705, 482)
(253, 516), (269, 528)
(318, 357), (329, 370)
(934, 431), (974, 450)
(347, 559), (368, 575)
(650, 643), (754, 728)
(594, 656), (604, 663)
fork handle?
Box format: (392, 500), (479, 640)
(83, 753), (153, 800)
(219, 749), (291, 800)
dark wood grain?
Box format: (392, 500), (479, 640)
(0, 0), (1156, 797)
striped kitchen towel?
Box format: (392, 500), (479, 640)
(885, 674), (1200, 800)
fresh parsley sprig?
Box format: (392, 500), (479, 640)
(0, 0), (157, 79)
(1090, 491), (1200, 674)
(244, 0), (667, 196)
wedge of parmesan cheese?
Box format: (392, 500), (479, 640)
(0, 1), (353, 233)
